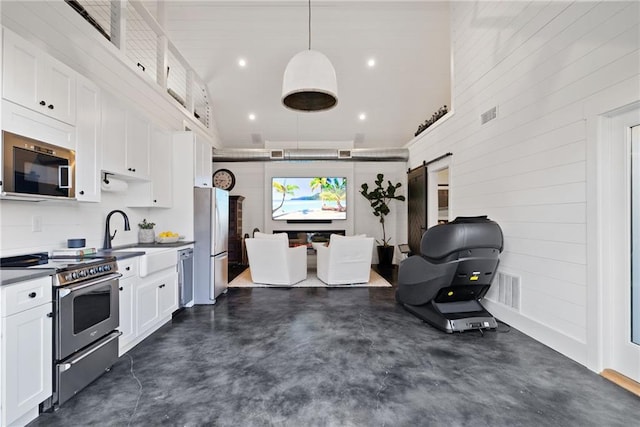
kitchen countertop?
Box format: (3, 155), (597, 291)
(0, 267), (56, 286)
(120, 241), (195, 249)
(96, 241), (195, 260)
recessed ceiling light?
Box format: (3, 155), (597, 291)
(358, 113), (367, 121)
(238, 58), (247, 68)
(248, 113), (256, 121)
(367, 58), (376, 68)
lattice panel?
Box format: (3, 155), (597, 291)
(70, 0), (112, 41)
(125, 2), (157, 83)
(193, 80), (210, 128)
(167, 48), (187, 108)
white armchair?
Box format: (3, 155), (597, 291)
(245, 232), (307, 285)
(316, 234), (375, 285)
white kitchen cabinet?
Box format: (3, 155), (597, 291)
(158, 270), (179, 319)
(1, 276), (53, 427)
(2, 100), (75, 150)
(117, 258), (138, 356)
(194, 133), (213, 188)
(149, 130), (173, 207)
(126, 129), (172, 208)
(135, 269), (177, 339)
(134, 276), (160, 338)
(75, 75), (101, 202)
(101, 93), (127, 175)
(126, 110), (150, 178)
(2, 28), (76, 125)
(101, 93), (150, 180)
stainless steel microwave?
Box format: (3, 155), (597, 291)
(2, 131), (75, 200)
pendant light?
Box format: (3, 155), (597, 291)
(282, 0), (338, 112)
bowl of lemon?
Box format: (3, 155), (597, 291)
(156, 231), (181, 243)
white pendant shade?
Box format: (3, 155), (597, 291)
(282, 49), (338, 112)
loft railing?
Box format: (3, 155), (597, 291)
(66, 0), (211, 130)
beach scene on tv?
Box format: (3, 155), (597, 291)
(272, 177), (347, 220)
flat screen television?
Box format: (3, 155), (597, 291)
(272, 177), (347, 221)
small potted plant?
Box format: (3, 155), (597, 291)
(360, 173), (405, 265)
(138, 218), (156, 243)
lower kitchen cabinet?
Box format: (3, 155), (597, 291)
(135, 277), (161, 336)
(1, 276), (53, 427)
(118, 263), (178, 356)
(118, 277), (137, 356)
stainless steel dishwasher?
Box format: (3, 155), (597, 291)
(178, 248), (194, 307)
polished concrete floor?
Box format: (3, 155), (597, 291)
(31, 281), (638, 426)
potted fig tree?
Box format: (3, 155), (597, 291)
(360, 173), (405, 265)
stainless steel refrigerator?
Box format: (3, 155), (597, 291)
(194, 187), (229, 304)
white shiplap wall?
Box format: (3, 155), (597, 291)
(407, 1), (640, 367)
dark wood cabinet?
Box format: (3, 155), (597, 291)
(228, 195), (245, 264)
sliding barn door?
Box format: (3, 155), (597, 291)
(407, 165), (427, 255)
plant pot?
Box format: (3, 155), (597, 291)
(377, 245), (394, 266)
(138, 228), (155, 243)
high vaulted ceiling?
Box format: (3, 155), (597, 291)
(158, 0), (451, 148)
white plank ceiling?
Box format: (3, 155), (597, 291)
(154, 0), (451, 148)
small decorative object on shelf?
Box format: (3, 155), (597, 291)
(138, 218), (156, 243)
(414, 105), (448, 137)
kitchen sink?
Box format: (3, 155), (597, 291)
(105, 246), (177, 277)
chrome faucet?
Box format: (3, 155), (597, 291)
(103, 210), (131, 249)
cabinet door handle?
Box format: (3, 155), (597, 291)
(126, 266), (131, 271)
(28, 292), (37, 298)
(158, 284), (165, 289)
(48, 104), (54, 110)
(153, 199), (157, 203)
(47, 312), (53, 318)
(119, 287), (124, 291)
(39, 100), (46, 106)
(79, 190), (85, 195)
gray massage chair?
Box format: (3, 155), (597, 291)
(396, 216), (504, 333)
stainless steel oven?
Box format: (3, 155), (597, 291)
(50, 258), (121, 406)
(1, 130), (75, 200)
(56, 273), (119, 360)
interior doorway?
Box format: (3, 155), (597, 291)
(427, 158), (450, 228)
(600, 105), (640, 382)
(407, 154), (452, 256)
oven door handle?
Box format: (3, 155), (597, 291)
(59, 331), (122, 372)
(58, 165), (71, 189)
(58, 273), (122, 297)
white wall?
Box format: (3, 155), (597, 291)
(213, 160), (408, 263)
(0, 193), (154, 256)
(0, 1), (213, 256)
(407, 1), (640, 369)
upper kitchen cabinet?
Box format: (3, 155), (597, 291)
(127, 128), (173, 208)
(194, 133), (213, 188)
(101, 93), (150, 180)
(173, 131), (213, 188)
(75, 75), (101, 202)
(2, 28), (76, 125)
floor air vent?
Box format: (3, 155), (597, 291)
(493, 272), (521, 310)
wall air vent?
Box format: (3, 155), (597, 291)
(270, 149), (284, 160)
(481, 106), (497, 125)
(492, 272), (521, 310)
(338, 149), (352, 159)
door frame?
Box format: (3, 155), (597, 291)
(426, 156), (451, 228)
(597, 103), (640, 380)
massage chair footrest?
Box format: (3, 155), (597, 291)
(401, 302), (497, 333)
